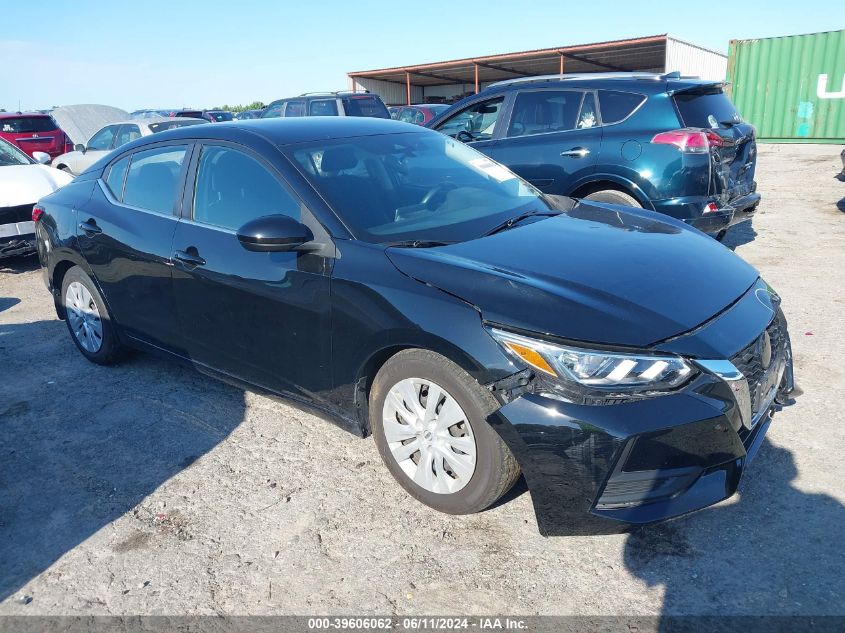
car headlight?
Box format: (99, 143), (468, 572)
(488, 327), (694, 403)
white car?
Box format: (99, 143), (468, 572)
(51, 117), (206, 176)
(0, 138), (72, 259)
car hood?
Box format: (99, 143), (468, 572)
(51, 104), (129, 146)
(0, 165), (73, 207)
(385, 203), (759, 348)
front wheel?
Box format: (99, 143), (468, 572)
(370, 349), (520, 514)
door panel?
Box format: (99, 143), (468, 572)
(490, 90), (602, 195)
(171, 143), (332, 399)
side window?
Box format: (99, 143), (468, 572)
(389, 107), (401, 120)
(262, 103), (283, 118)
(193, 146), (300, 231)
(399, 108), (416, 123)
(115, 124), (141, 147)
(104, 155), (130, 200)
(435, 97), (505, 141)
(122, 146), (188, 215)
(87, 125), (118, 151)
(598, 90), (646, 124)
(507, 90), (583, 137)
(577, 93), (598, 129)
(414, 110), (425, 125)
(309, 99), (338, 116)
(284, 101), (306, 117)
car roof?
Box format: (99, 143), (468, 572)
(129, 117), (423, 147)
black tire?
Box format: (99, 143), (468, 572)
(61, 266), (125, 365)
(715, 229), (728, 242)
(370, 349), (520, 514)
(583, 189), (642, 207)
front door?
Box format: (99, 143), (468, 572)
(489, 89), (602, 195)
(170, 143), (332, 399)
(76, 143), (191, 351)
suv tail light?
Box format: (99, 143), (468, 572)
(32, 205), (45, 222)
(651, 129), (724, 154)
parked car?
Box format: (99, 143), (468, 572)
(261, 92), (389, 119)
(131, 109), (181, 119)
(0, 112), (74, 160)
(51, 117), (206, 175)
(392, 104), (450, 125)
(1, 138), (71, 258)
(234, 109), (265, 120)
(427, 72), (760, 240)
(34, 118), (795, 535)
(174, 109), (234, 123)
(840, 147), (845, 177)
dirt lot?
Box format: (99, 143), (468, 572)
(1, 144), (844, 617)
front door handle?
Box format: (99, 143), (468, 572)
(173, 249), (206, 267)
(78, 219), (102, 236)
(560, 147), (590, 158)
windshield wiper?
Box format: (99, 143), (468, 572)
(482, 210), (562, 237)
(384, 240), (453, 248)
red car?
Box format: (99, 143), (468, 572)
(0, 112), (73, 160)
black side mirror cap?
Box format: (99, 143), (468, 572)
(236, 214), (315, 252)
(74, 144), (86, 153)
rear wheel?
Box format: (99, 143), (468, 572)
(61, 266), (125, 365)
(370, 349), (520, 514)
(583, 189), (642, 207)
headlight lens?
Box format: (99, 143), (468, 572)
(489, 327), (693, 401)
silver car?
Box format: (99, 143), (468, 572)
(51, 117), (206, 175)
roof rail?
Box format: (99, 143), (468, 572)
(487, 70), (694, 89)
(298, 90), (370, 96)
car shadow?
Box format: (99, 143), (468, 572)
(720, 219), (757, 251)
(0, 255), (39, 275)
(623, 439), (845, 618)
(836, 198), (845, 213)
(0, 297), (21, 313)
(0, 318), (247, 602)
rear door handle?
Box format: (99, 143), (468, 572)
(173, 249), (206, 267)
(78, 219), (102, 235)
(560, 147), (590, 158)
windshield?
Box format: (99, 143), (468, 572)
(148, 119), (206, 133)
(0, 138), (32, 166)
(0, 116), (58, 134)
(290, 132), (551, 244)
(208, 111), (233, 122)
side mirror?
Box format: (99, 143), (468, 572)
(236, 214), (315, 252)
(32, 151), (51, 164)
(74, 144), (86, 153)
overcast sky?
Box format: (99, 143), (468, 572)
(2, 0), (842, 112)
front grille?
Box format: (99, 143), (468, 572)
(0, 204), (34, 226)
(730, 309), (787, 417)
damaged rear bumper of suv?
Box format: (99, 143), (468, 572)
(486, 282), (794, 536)
(653, 191), (760, 236)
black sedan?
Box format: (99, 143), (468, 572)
(34, 118), (795, 535)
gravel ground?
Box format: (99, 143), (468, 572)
(1, 144), (843, 617)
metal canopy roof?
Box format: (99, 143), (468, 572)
(348, 35), (672, 87)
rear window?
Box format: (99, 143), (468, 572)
(598, 90), (646, 124)
(341, 96), (390, 119)
(673, 86), (741, 129)
(208, 112), (233, 122)
(0, 116), (58, 134)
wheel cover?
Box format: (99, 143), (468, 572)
(382, 378), (477, 494)
(65, 281), (103, 353)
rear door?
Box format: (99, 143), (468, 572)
(170, 142), (332, 397)
(672, 84), (757, 202)
(489, 89), (601, 194)
(76, 143), (190, 351)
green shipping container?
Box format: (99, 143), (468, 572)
(727, 30), (845, 143)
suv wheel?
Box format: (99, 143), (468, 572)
(583, 189), (642, 207)
(370, 349), (520, 514)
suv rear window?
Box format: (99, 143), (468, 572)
(598, 90), (646, 124)
(341, 96), (390, 119)
(0, 116), (58, 133)
(673, 86), (740, 129)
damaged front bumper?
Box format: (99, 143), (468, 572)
(486, 283), (795, 536)
(0, 221), (36, 258)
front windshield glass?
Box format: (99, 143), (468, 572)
(0, 138), (31, 166)
(290, 132), (550, 243)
